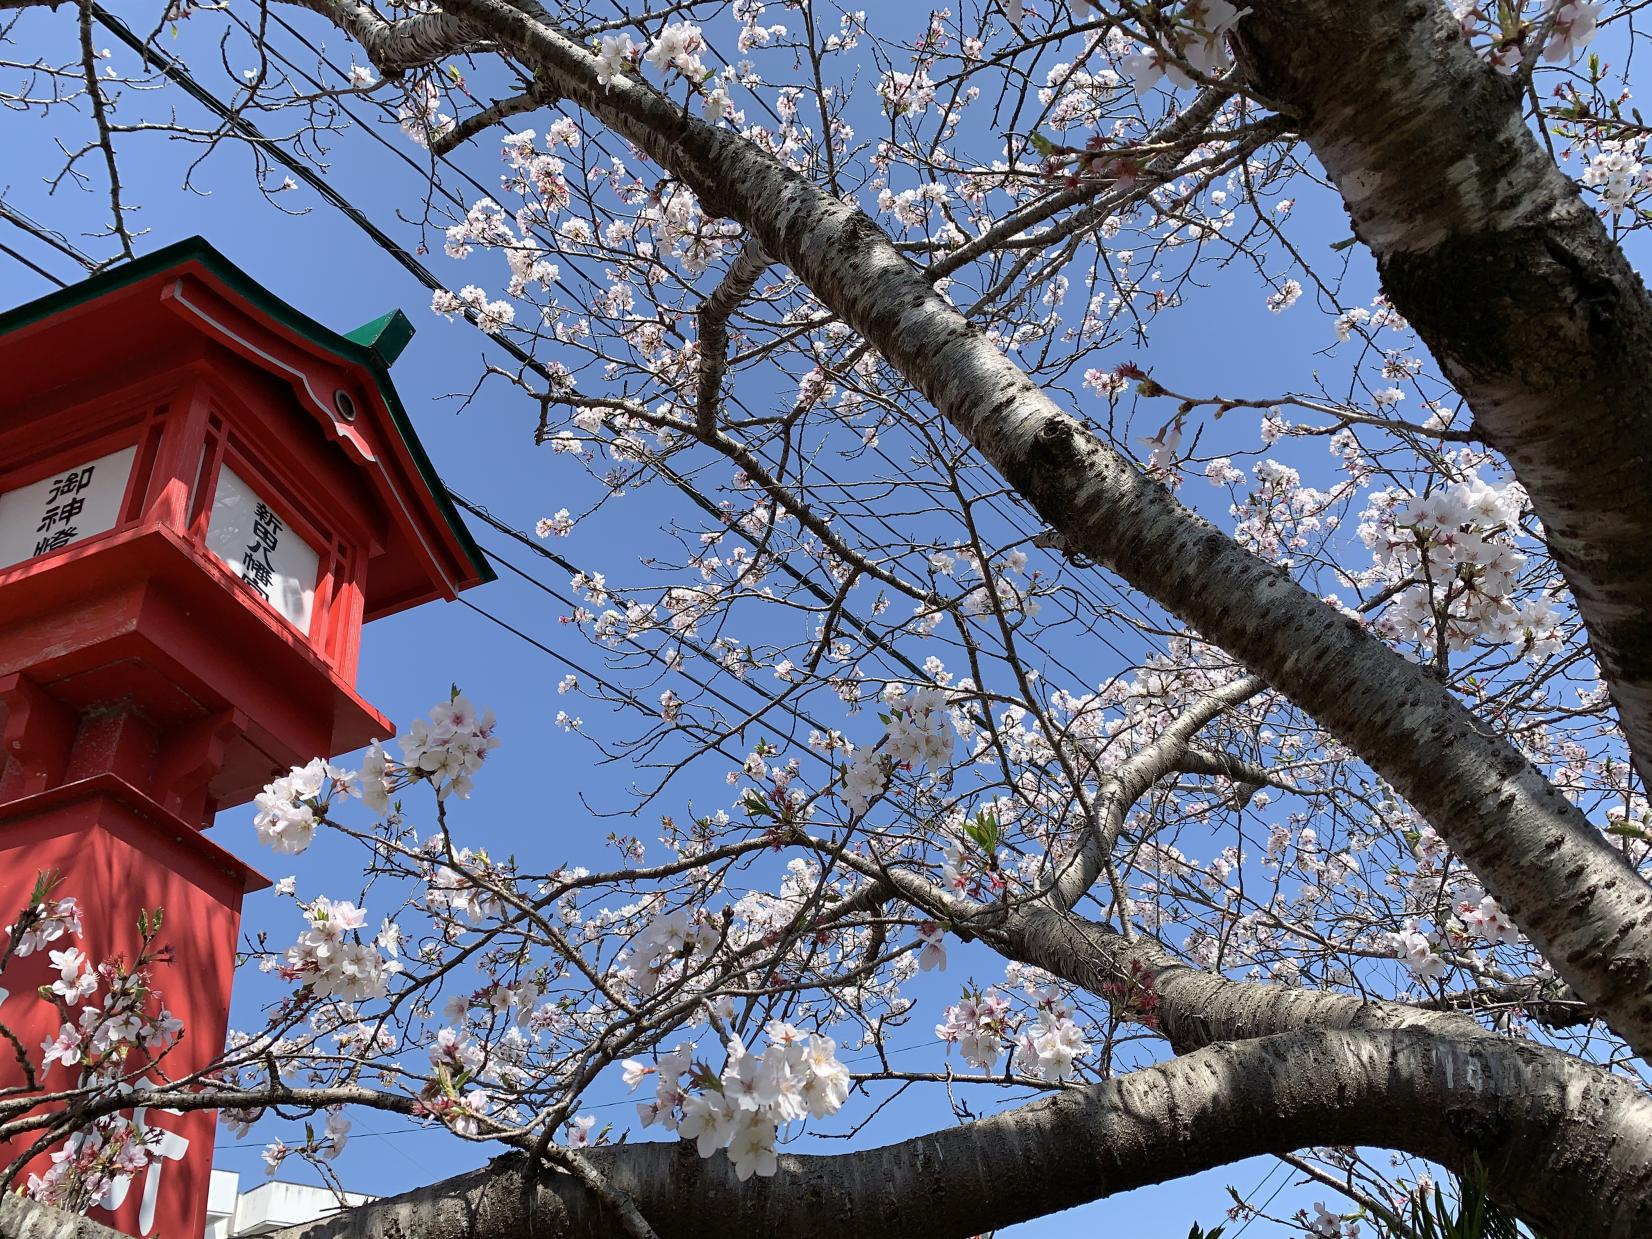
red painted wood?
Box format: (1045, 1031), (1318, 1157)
(0, 779), (260, 1239)
(0, 248), (484, 1237)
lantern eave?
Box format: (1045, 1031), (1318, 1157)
(0, 237), (495, 618)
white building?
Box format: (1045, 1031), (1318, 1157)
(205, 1169), (375, 1237)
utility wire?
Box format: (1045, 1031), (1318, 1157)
(0, 197), (99, 271)
(88, 6), (1204, 811)
(95, 2), (949, 691)
(0, 239), (66, 288)
(453, 490), (841, 745)
(28, 24), (1305, 1225)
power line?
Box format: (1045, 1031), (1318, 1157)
(86, 8), (1197, 807)
(452, 491), (841, 748)
(95, 3), (952, 691)
(258, 11), (1158, 752)
(0, 239), (66, 288)
(0, 198), (99, 271)
(93, 2), (1173, 698)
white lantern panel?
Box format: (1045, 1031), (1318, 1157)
(204, 467), (319, 632)
(0, 445), (138, 570)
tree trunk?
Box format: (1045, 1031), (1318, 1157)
(261, 1029), (1652, 1239)
(1234, 0), (1652, 791)
(0, 1197), (137, 1239)
(382, 0), (1652, 1060)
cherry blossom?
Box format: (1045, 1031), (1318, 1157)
(644, 23), (708, 81)
(915, 922), (948, 971)
(48, 947), (97, 1005)
(594, 34), (638, 88)
(1544, 0), (1600, 61)
(1388, 923), (1447, 981)
(10, 4), (1651, 1229)
(1457, 891), (1520, 946)
(281, 897), (400, 1002)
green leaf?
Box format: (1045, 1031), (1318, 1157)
(29, 868), (63, 905)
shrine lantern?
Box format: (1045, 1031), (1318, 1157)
(0, 238), (492, 1237)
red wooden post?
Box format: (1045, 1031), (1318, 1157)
(0, 240), (491, 1237)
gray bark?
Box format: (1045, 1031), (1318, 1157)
(1234, 0), (1652, 796)
(1002, 907), (1493, 1051)
(371, 0), (1652, 1060)
(27, 5), (1632, 1236)
(0, 1198), (132, 1239)
(241, 1030), (1651, 1239)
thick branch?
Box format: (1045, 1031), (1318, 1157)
(1056, 674), (1265, 907)
(285, 0), (485, 73)
(252, 1029), (1652, 1239)
(1234, 0), (1652, 791)
(695, 238), (770, 435)
(432, 84), (553, 155)
(1172, 746), (1307, 797)
(285, 0), (1652, 1059)
(1003, 906), (1488, 1049)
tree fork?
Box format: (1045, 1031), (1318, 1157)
(348, 0), (1652, 1060)
(1233, 0), (1652, 794)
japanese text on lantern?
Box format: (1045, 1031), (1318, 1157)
(0, 446), (138, 569)
(204, 467), (320, 632)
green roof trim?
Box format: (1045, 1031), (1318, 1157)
(0, 236), (493, 589)
(346, 308), (416, 368)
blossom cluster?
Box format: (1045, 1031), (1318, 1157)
(1383, 878), (1523, 981)
(252, 757), (354, 854)
(397, 78), (452, 147)
(279, 897), (401, 1003)
(397, 695), (500, 802)
(1012, 1004), (1090, 1083)
(431, 285), (515, 334)
(424, 844), (512, 928)
(630, 905), (721, 996)
(1456, 890), (1520, 946)
(38, 959), (182, 1074)
(8, 892), (82, 957)
(936, 989), (1017, 1069)
(644, 22), (707, 80)
(1119, 0), (1246, 95)
(1582, 139), (1650, 213)
(412, 1030), (495, 1137)
(939, 986), (1089, 1082)
(885, 687), (956, 767)
(6, 882), (188, 1215)
(1360, 470), (1562, 658)
(27, 1118), (160, 1214)
(942, 837), (1009, 902)
(628, 1022), (852, 1179)
(840, 686), (957, 815)
(1305, 1200), (1361, 1238)
(252, 695), (500, 861)
(1455, 0), (1598, 70)
(259, 1110), (351, 1176)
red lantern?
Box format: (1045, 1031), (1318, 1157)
(0, 239), (491, 1237)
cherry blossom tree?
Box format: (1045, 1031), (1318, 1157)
(3, 0), (1652, 1236)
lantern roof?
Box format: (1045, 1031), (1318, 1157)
(0, 236), (494, 616)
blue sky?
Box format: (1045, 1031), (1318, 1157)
(0, 5), (1433, 1235)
